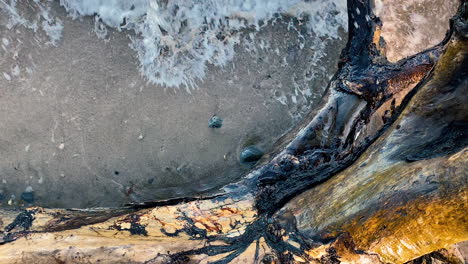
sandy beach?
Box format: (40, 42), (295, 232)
(0, 2), (346, 208)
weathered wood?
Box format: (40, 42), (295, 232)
(0, 1), (466, 263)
(406, 242), (467, 264)
(281, 5), (468, 261)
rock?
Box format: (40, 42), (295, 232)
(7, 195), (15, 205)
(21, 191), (34, 203)
(208, 116), (223, 128)
(240, 146), (264, 164)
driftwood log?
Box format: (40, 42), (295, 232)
(0, 0), (467, 263)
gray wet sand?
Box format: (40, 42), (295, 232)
(0, 3), (346, 208)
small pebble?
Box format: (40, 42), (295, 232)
(8, 195), (15, 205)
(3, 72), (11, 81)
(240, 145), (264, 164)
(208, 115), (223, 128)
(21, 191), (34, 203)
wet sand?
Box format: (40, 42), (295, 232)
(374, 0), (458, 62)
(0, 3), (346, 208)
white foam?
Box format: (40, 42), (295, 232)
(41, 15), (63, 46)
(59, 0), (149, 28)
(2, 0), (347, 89)
(59, 0), (347, 88)
(1, 0), (63, 45)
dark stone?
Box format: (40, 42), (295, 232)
(208, 115), (223, 128)
(21, 191), (34, 203)
(240, 145), (264, 164)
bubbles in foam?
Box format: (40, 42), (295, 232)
(59, 0), (347, 89)
(1, 0), (347, 88)
(1, 0), (64, 46)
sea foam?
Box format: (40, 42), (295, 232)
(59, 0), (347, 89)
(1, 0), (347, 89)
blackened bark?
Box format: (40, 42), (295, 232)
(238, 0), (451, 215)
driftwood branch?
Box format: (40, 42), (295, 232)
(0, 0), (467, 263)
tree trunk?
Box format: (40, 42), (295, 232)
(0, 1), (467, 263)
